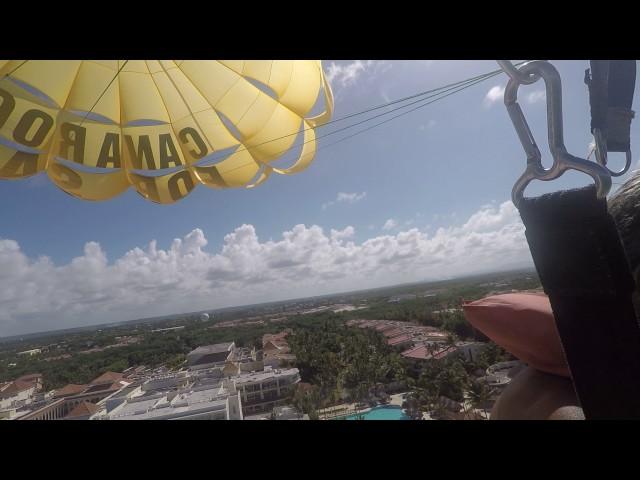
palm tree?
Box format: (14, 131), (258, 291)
(467, 380), (491, 419)
(404, 392), (421, 419)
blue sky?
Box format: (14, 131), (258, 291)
(1, 60), (639, 336)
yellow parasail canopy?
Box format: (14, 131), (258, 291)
(0, 60), (333, 204)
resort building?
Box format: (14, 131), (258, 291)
(17, 348), (41, 357)
(382, 327), (406, 339)
(0, 373), (43, 416)
(229, 347), (264, 373)
(400, 342), (488, 364)
(387, 334), (414, 349)
(151, 326), (185, 333)
(346, 319), (452, 356)
(187, 342), (235, 370)
(454, 342), (489, 363)
(262, 331), (296, 368)
(18, 371), (131, 420)
(234, 367), (301, 416)
(99, 379), (243, 420)
(84, 345), (301, 419)
(482, 361), (525, 389)
(471, 360), (527, 413)
(9, 336), (301, 420)
(65, 401), (100, 420)
(374, 323), (397, 333)
(245, 405), (308, 420)
(1, 380), (37, 409)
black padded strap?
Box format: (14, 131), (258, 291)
(586, 60), (636, 152)
(586, 61), (609, 134)
(519, 185), (640, 419)
(607, 60), (636, 152)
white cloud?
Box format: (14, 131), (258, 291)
(322, 191), (367, 210)
(526, 90), (545, 104)
(325, 61), (390, 89)
(337, 192), (366, 203)
(419, 120), (437, 131)
(484, 85), (505, 107)
(0, 201), (532, 336)
(383, 218), (398, 230)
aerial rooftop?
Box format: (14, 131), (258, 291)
(107, 383), (240, 420)
(189, 343), (234, 356)
(233, 367), (300, 385)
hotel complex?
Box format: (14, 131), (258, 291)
(1, 338), (302, 421)
(345, 319), (486, 363)
(2, 321), (506, 421)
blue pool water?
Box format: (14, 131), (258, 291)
(341, 405), (411, 420)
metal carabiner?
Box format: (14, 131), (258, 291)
(497, 60), (540, 85)
(502, 61), (612, 208)
(593, 127), (633, 177)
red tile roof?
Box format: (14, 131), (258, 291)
(401, 344), (429, 360)
(263, 331), (289, 343)
(263, 340), (283, 352)
(90, 371), (124, 385)
(401, 344), (457, 361)
(387, 334), (413, 346)
(431, 346), (458, 360)
(16, 373), (42, 383)
(382, 328), (405, 338)
(66, 401), (99, 418)
(374, 324), (396, 332)
(0, 380), (36, 398)
(53, 384), (88, 398)
(357, 321), (376, 328)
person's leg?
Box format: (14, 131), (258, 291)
(491, 367), (584, 420)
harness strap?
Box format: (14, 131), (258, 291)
(518, 185), (640, 419)
(586, 60), (636, 153)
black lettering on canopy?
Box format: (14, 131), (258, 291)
(97, 133), (121, 168)
(13, 109), (54, 148)
(196, 165), (227, 188)
(59, 123), (86, 165)
(0, 150), (39, 178)
(125, 135), (156, 170)
(159, 133), (182, 169)
(178, 127), (208, 160)
(168, 170), (195, 201)
(0, 88), (16, 129)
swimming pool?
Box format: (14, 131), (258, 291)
(340, 405), (411, 420)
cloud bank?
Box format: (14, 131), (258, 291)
(0, 200), (532, 336)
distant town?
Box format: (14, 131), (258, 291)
(0, 269), (540, 421)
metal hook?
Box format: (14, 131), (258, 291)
(497, 60), (540, 85)
(593, 128), (633, 177)
(503, 61), (612, 208)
